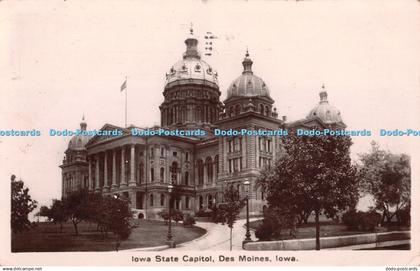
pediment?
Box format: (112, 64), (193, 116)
(86, 123), (128, 147)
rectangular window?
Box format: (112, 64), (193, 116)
(234, 138), (239, 152)
(186, 196), (190, 209)
(173, 151), (177, 157)
(185, 152), (189, 161)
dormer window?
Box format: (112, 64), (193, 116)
(195, 64), (201, 72)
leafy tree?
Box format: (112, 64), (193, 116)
(257, 132), (358, 250)
(11, 175), (38, 233)
(38, 200), (67, 232)
(357, 142), (410, 224)
(63, 190), (92, 235)
(214, 184), (245, 251)
(100, 195), (133, 251)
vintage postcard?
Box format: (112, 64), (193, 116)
(0, 0), (419, 268)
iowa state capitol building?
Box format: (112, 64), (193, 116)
(60, 30), (345, 219)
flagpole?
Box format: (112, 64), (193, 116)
(125, 76), (128, 128)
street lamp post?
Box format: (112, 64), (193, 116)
(166, 183), (176, 248)
(243, 179), (252, 247)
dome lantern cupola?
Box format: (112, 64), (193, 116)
(184, 27), (200, 59)
(307, 86), (344, 125)
(242, 50), (253, 74)
(80, 115), (87, 131)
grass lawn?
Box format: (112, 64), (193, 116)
(12, 220), (206, 252)
(248, 220), (410, 240)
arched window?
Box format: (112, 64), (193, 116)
(229, 106), (234, 117)
(205, 157), (213, 182)
(160, 194), (165, 206)
(171, 161), (178, 184)
(150, 168), (154, 182)
(214, 155), (219, 176)
(197, 159), (204, 185)
(260, 104), (264, 115)
(160, 167), (165, 183)
(195, 106), (202, 122)
(265, 106), (270, 116)
(185, 171), (189, 186)
(235, 104), (241, 115)
(138, 162), (144, 183)
(150, 194), (154, 206)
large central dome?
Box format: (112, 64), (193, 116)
(226, 52), (270, 99)
(164, 29), (218, 89)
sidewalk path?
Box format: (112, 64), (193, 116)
(169, 218), (260, 251)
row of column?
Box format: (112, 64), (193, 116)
(88, 144), (137, 191)
(161, 104), (218, 126)
(194, 158), (218, 186)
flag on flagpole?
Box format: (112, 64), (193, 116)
(120, 78), (127, 92)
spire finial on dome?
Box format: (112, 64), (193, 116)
(190, 22), (194, 35)
(242, 48), (253, 74)
(80, 114), (87, 131)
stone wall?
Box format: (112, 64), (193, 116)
(244, 231), (410, 250)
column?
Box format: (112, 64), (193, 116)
(241, 136), (247, 169)
(103, 151), (109, 192)
(95, 154), (100, 191)
(112, 149), (117, 189)
(194, 162), (198, 186)
(88, 157), (93, 191)
(129, 144), (136, 187)
(120, 146), (127, 187)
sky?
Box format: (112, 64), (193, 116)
(0, 0), (419, 211)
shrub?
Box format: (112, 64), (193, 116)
(255, 208), (285, 241)
(342, 210), (381, 231)
(158, 210), (170, 223)
(183, 214), (196, 227)
(341, 210), (360, 231)
(195, 209), (213, 217)
(396, 206), (410, 227)
(358, 211), (381, 231)
(159, 209), (184, 224)
(255, 219), (276, 241)
(172, 210), (184, 224)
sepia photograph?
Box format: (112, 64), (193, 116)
(0, 0), (419, 267)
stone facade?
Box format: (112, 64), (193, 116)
(60, 30), (345, 219)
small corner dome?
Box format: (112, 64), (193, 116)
(67, 120), (92, 150)
(307, 91), (343, 124)
(164, 28), (219, 89)
(226, 51), (271, 99)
